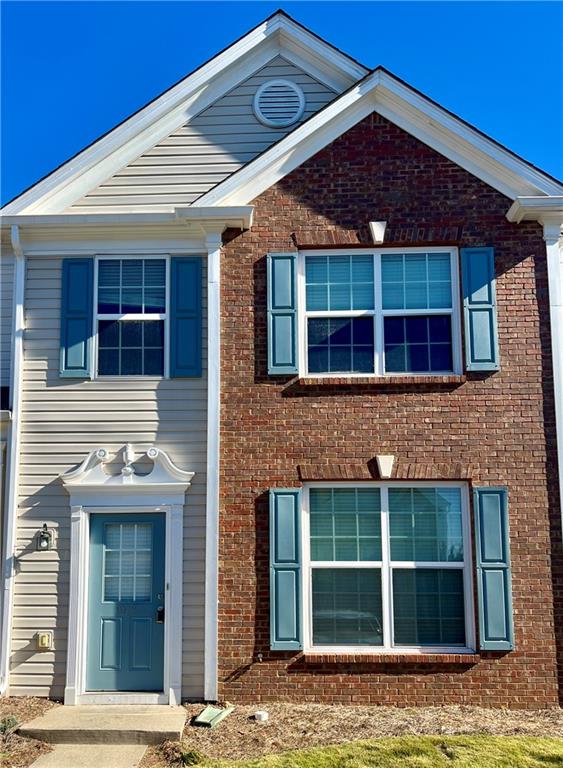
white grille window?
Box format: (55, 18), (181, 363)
(253, 79), (305, 128)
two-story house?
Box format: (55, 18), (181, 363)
(1, 11), (562, 708)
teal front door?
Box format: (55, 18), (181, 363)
(86, 513), (165, 691)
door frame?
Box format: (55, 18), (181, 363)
(64, 503), (183, 706)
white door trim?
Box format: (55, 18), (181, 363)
(64, 503), (184, 706)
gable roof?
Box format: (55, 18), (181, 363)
(2, 10), (562, 217)
(193, 66), (563, 207)
(1, 10), (367, 215)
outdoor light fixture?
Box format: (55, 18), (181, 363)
(36, 524), (53, 552)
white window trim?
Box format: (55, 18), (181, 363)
(92, 254), (171, 379)
(297, 247), (463, 378)
(301, 481), (475, 655)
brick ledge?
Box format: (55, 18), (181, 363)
(296, 375), (466, 387)
(301, 653), (480, 665)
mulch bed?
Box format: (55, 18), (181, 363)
(0, 697), (58, 768)
(141, 703), (563, 765)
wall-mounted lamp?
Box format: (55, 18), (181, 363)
(36, 524), (53, 552)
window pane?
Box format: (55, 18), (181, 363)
(98, 260), (120, 287)
(98, 320), (119, 348)
(121, 321), (143, 348)
(382, 253), (452, 310)
(310, 488), (381, 562)
(122, 287), (143, 314)
(122, 259), (143, 286)
(389, 487), (463, 562)
(144, 259), (166, 286)
(98, 287), (120, 314)
(307, 318), (374, 374)
(122, 348), (143, 375)
(144, 287), (166, 313)
(98, 349), (119, 376)
(384, 316), (453, 374)
(306, 254), (374, 311)
(392, 568), (465, 645)
(312, 568), (383, 645)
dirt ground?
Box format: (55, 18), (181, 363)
(141, 703), (563, 765)
(0, 697), (58, 768)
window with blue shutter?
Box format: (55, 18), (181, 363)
(60, 258), (93, 378)
(267, 253), (298, 375)
(170, 256), (202, 378)
(461, 247), (500, 371)
(270, 489), (302, 650)
(473, 487), (513, 651)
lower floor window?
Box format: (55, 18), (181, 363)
(306, 484), (471, 650)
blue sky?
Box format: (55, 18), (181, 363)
(1, 1), (562, 206)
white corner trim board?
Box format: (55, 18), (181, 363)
(0, 227), (24, 696)
(507, 200), (563, 535)
(61, 445), (193, 706)
(204, 229), (222, 702)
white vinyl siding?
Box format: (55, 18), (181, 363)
(10, 255), (207, 698)
(69, 57), (337, 212)
(0, 255), (15, 390)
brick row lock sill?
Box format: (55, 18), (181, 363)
(301, 653), (480, 665)
(296, 375), (466, 387)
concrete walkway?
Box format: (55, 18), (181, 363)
(24, 705), (187, 768)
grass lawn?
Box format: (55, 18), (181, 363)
(169, 736), (563, 768)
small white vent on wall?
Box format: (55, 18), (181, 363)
(253, 79), (306, 128)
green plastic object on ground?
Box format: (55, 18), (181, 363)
(192, 705), (235, 729)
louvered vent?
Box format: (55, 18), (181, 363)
(253, 79), (306, 128)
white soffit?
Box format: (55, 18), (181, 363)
(1, 12), (367, 216)
(193, 69), (563, 207)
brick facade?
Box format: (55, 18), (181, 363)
(218, 113), (562, 707)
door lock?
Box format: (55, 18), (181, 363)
(156, 606), (165, 623)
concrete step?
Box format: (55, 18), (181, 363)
(30, 744), (147, 768)
(20, 705), (186, 745)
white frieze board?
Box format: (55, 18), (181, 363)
(61, 444), (194, 507)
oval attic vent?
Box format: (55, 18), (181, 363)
(253, 79), (306, 128)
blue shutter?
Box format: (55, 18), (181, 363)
(473, 487), (514, 651)
(270, 489), (302, 651)
(267, 253), (298, 375)
(461, 247), (499, 371)
(170, 257), (202, 377)
(60, 258), (93, 378)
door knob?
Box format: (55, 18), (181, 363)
(156, 606), (165, 623)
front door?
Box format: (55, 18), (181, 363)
(86, 513), (165, 691)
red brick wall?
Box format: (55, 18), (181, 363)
(218, 113), (562, 708)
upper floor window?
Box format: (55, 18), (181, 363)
(96, 257), (168, 376)
(302, 249), (461, 376)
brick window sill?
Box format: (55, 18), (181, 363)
(302, 653), (479, 665)
(296, 375), (466, 387)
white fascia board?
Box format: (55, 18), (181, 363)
(193, 73), (382, 207)
(195, 70), (563, 208)
(1, 14), (367, 217)
(0, 206), (254, 230)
